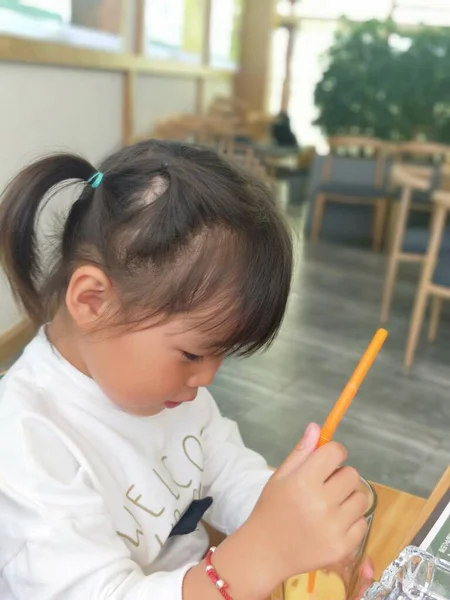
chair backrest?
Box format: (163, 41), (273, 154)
(152, 114), (209, 143)
(390, 142), (450, 193)
(390, 164), (434, 192)
(392, 142), (450, 165)
(321, 136), (387, 187)
(208, 96), (248, 121)
(202, 115), (242, 146)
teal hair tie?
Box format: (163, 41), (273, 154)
(88, 171), (104, 189)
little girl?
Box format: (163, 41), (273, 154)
(0, 140), (371, 600)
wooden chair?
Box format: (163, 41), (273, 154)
(152, 115), (209, 143)
(384, 142), (450, 246)
(404, 189), (450, 369)
(381, 164), (435, 324)
(380, 157), (450, 324)
(310, 137), (388, 251)
(207, 96), (248, 125)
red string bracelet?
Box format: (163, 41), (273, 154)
(205, 546), (233, 600)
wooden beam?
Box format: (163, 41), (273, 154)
(280, 24), (297, 112)
(236, 0), (276, 112)
(135, 0), (146, 55)
(0, 319), (35, 365)
(122, 70), (136, 145)
(0, 36), (234, 80)
(196, 0), (213, 114)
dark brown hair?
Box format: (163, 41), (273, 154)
(0, 140), (292, 356)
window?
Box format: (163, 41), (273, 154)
(277, 0), (392, 21)
(143, 0), (204, 64)
(209, 0), (243, 69)
(273, 0), (450, 149)
(286, 19), (338, 152)
(393, 0), (450, 26)
(0, 0), (124, 51)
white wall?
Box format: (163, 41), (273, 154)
(134, 75), (198, 139)
(0, 63), (123, 333)
(0, 62), (216, 334)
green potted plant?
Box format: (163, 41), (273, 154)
(314, 19), (450, 143)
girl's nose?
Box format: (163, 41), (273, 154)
(187, 357), (223, 388)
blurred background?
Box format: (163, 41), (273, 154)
(0, 0), (449, 494)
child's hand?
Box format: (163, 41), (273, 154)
(245, 423), (368, 584)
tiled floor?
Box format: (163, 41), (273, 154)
(210, 210), (450, 497)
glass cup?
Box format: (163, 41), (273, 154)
(280, 476), (378, 600)
(364, 546), (450, 600)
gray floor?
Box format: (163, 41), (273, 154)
(210, 212), (450, 498)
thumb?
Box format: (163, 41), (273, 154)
(275, 423), (321, 478)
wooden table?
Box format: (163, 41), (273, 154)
(368, 481), (425, 578)
(369, 467), (449, 579)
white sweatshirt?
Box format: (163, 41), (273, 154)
(0, 330), (271, 599)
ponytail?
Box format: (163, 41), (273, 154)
(0, 154), (94, 324)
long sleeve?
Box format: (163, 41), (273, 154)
(0, 333), (274, 599)
(2, 508), (196, 600)
(200, 391), (273, 535)
(0, 408), (197, 600)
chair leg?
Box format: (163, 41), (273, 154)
(310, 194), (326, 243)
(372, 198), (388, 252)
(380, 251), (400, 325)
(405, 203), (448, 370)
(380, 187), (412, 325)
(404, 286), (429, 370)
(428, 295), (443, 342)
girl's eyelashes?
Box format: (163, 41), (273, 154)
(182, 351), (203, 362)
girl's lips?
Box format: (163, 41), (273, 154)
(164, 396), (196, 409)
(164, 401), (182, 409)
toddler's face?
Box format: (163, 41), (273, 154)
(77, 317), (224, 416)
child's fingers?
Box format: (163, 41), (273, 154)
(345, 515), (368, 550)
(275, 423), (321, 478)
(325, 466), (360, 504)
(301, 441), (348, 482)
(340, 491), (368, 529)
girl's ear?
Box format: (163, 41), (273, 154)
(65, 266), (116, 327)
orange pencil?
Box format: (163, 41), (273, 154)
(307, 328), (388, 596)
(318, 328), (388, 448)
